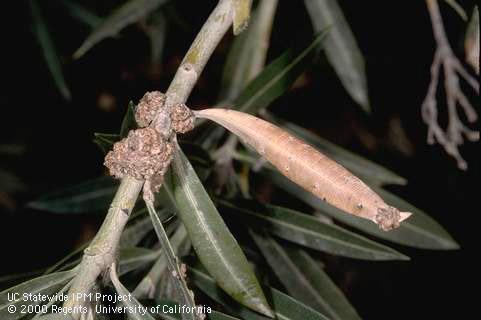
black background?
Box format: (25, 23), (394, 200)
(1, 1), (479, 319)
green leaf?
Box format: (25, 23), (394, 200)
(148, 300), (183, 320)
(0, 271), (76, 320)
(146, 201), (196, 320)
(43, 244), (87, 275)
(30, 0), (71, 100)
(304, 0), (369, 111)
(266, 169), (459, 250)
(286, 248), (361, 320)
(120, 214), (153, 247)
(60, 0), (102, 29)
(271, 114), (406, 186)
(74, 0), (169, 58)
(28, 176), (118, 213)
(189, 265), (329, 320)
(178, 142), (214, 182)
(94, 100), (136, 153)
(444, 0), (468, 20)
(120, 101), (138, 137)
(146, 10), (168, 64)
(219, 200), (408, 261)
(234, 32), (327, 114)
(0, 271), (43, 290)
(118, 247), (160, 275)
(133, 225), (189, 299)
(219, 0), (278, 102)
(32, 280), (73, 320)
(0, 144), (25, 156)
(93, 133), (120, 154)
(0, 169), (24, 193)
(167, 145), (273, 317)
(37, 314), (73, 320)
(42, 209), (160, 276)
(209, 311), (242, 320)
(201, 33), (326, 150)
(250, 231), (361, 320)
(110, 266), (157, 320)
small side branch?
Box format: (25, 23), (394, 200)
(423, 0), (479, 169)
(63, 1), (234, 318)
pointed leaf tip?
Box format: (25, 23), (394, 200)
(169, 145), (273, 316)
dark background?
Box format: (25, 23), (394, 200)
(1, 1), (479, 319)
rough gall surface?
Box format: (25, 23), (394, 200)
(104, 127), (173, 186)
(375, 206), (401, 231)
(171, 103), (195, 134)
(135, 91), (166, 127)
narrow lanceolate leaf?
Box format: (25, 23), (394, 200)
(219, 200), (407, 260)
(189, 266), (330, 320)
(37, 314), (73, 320)
(168, 145), (273, 317)
(209, 311), (242, 320)
(285, 247), (361, 320)
(61, 0), (103, 29)
(196, 109), (412, 231)
(201, 33), (325, 150)
(250, 231), (361, 320)
(0, 170), (24, 193)
(28, 176), (118, 213)
(304, 0), (369, 111)
(32, 280), (72, 320)
(219, 0), (278, 102)
(133, 225), (189, 299)
(266, 169), (459, 250)
(74, 0), (169, 58)
(94, 133), (120, 153)
(118, 247), (160, 275)
(146, 10), (168, 64)
(30, 0), (71, 100)
(0, 271), (76, 320)
(110, 266), (157, 320)
(120, 101), (138, 137)
(444, 0), (468, 20)
(274, 116), (406, 186)
(234, 33), (326, 114)
(146, 201), (197, 320)
(233, 0), (252, 35)
(120, 215), (153, 247)
(465, 6), (479, 74)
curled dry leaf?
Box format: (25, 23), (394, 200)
(195, 108), (412, 231)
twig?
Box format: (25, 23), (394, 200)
(64, 1), (234, 318)
(422, 0), (479, 170)
(213, 0), (278, 191)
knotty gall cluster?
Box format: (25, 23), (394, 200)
(135, 91), (166, 128)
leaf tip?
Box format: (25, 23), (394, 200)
(399, 211), (412, 222)
(249, 298), (275, 318)
(73, 45), (87, 60)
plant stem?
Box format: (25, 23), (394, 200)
(64, 1), (234, 317)
(422, 0), (479, 170)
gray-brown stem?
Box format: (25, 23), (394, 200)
(64, 1), (234, 317)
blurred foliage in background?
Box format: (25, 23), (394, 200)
(0, 0), (479, 319)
